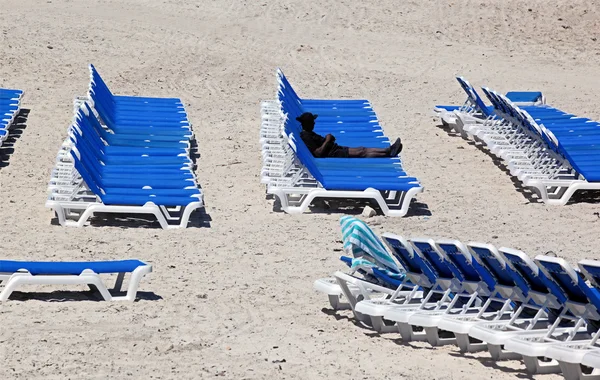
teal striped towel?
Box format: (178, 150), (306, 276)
(340, 216), (404, 275)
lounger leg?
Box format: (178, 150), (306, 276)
(455, 333), (487, 353)
(114, 272), (125, 293)
(558, 361), (600, 380)
(488, 344), (521, 361)
(522, 355), (561, 375)
(114, 265), (152, 302)
(327, 294), (351, 310)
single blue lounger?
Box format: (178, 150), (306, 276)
(0, 259), (152, 301)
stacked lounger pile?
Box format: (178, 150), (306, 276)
(441, 81), (600, 204)
(46, 64), (203, 228)
(260, 69), (423, 217)
(0, 87), (24, 147)
(315, 218), (600, 380)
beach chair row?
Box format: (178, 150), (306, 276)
(259, 69), (423, 217)
(45, 64), (203, 229)
(315, 221), (600, 379)
(0, 87), (24, 147)
(435, 77), (600, 205)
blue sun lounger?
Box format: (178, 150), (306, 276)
(478, 88), (600, 204)
(0, 259), (152, 301)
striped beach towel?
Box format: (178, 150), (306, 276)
(340, 216), (403, 274)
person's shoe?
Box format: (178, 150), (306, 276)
(389, 138), (403, 157)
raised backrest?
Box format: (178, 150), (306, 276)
(456, 76), (490, 117)
(69, 146), (103, 196)
(276, 69), (302, 103)
(339, 216), (401, 273)
(536, 256), (600, 320)
(467, 242), (529, 301)
(499, 248), (566, 310)
(286, 131), (324, 184)
(436, 239), (495, 294)
(382, 233), (437, 288)
(89, 64), (115, 99)
(577, 260), (600, 314)
(410, 238), (462, 282)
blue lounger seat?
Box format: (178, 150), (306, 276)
(0, 87), (24, 147)
(0, 259), (152, 301)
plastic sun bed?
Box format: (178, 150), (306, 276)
(0, 259), (152, 301)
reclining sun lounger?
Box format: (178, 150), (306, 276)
(0, 259), (152, 301)
(542, 260), (600, 380)
(0, 87), (24, 147)
(405, 239), (514, 347)
(355, 234), (458, 339)
(467, 249), (576, 365)
(502, 256), (600, 376)
(314, 216), (417, 322)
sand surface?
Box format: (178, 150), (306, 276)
(1, 0), (600, 378)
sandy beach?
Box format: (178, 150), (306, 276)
(1, 0), (600, 378)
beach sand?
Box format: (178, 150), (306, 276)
(1, 0), (600, 378)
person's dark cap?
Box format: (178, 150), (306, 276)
(295, 112), (318, 125)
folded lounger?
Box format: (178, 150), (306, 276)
(0, 259), (152, 301)
(502, 256), (600, 376)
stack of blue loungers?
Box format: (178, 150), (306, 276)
(0, 87), (24, 147)
(518, 104), (600, 182)
(478, 87), (600, 204)
(45, 65), (202, 228)
(269, 70), (422, 216)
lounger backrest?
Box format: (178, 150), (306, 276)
(70, 148), (103, 196)
(89, 64), (115, 99)
(382, 233), (437, 286)
(286, 131), (325, 184)
(500, 248), (567, 307)
(410, 238), (461, 281)
(535, 256), (594, 305)
(468, 243), (527, 292)
(276, 69), (302, 103)
(577, 260), (600, 312)
(436, 239), (492, 286)
(456, 76), (490, 117)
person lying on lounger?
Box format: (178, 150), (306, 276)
(297, 112), (403, 158)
